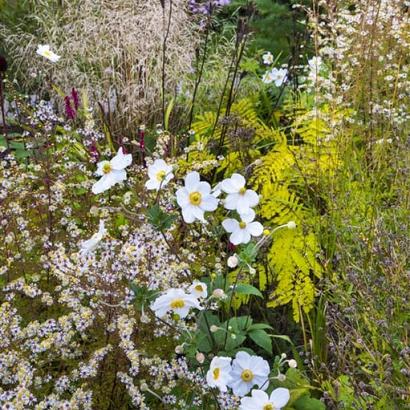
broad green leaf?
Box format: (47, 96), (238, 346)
(249, 329), (272, 354)
(234, 283), (263, 298)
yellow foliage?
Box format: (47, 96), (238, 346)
(266, 228), (322, 322)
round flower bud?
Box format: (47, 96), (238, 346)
(227, 254), (239, 268)
(281, 353), (287, 359)
(175, 345), (184, 354)
(287, 221), (297, 229)
(196, 352), (205, 364)
(288, 359), (297, 368)
(210, 325), (219, 333)
(212, 288), (225, 299)
(277, 373), (286, 382)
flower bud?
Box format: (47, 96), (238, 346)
(210, 325), (219, 333)
(227, 254), (239, 268)
(277, 373), (286, 382)
(196, 352), (205, 364)
(212, 288), (225, 299)
(175, 345), (184, 354)
(287, 221), (297, 229)
(288, 359), (297, 368)
(281, 353), (287, 359)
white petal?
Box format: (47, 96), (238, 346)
(224, 193), (240, 210)
(234, 351), (251, 369)
(251, 389), (270, 402)
(245, 190), (259, 208)
(191, 206), (205, 222)
(247, 222), (263, 237)
(111, 169), (127, 183)
(176, 188), (190, 207)
(240, 209), (256, 223)
(270, 388), (290, 409)
(200, 194), (218, 211)
(110, 148), (132, 170)
(185, 171), (200, 190)
(230, 173), (246, 190)
(145, 179), (160, 190)
(221, 178), (238, 194)
(222, 218), (239, 233)
(182, 206), (196, 223)
(237, 197), (251, 215)
(92, 174), (114, 194)
(197, 181), (211, 195)
(230, 229), (248, 245)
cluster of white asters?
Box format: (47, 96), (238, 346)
(87, 152), (264, 246)
(207, 351), (290, 409)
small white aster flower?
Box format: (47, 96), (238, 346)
(206, 356), (233, 392)
(221, 173), (259, 214)
(262, 51), (274, 65)
(222, 209), (263, 245)
(92, 147), (132, 194)
(189, 280), (208, 298)
(176, 171), (218, 223)
(145, 159), (174, 191)
(36, 44), (60, 62)
(228, 351), (270, 397)
(80, 220), (106, 253)
(239, 388), (290, 410)
(150, 288), (203, 319)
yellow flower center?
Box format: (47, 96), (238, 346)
(102, 162), (112, 174)
(213, 367), (220, 380)
(195, 285), (203, 292)
(263, 405), (274, 410)
(239, 187), (246, 195)
(170, 299), (185, 309)
(239, 221), (247, 229)
(43, 50), (52, 58)
(189, 191), (202, 206)
(156, 170), (166, 181)
(241, 369), (254, 382)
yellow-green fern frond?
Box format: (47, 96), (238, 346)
(266, 228), (322, 322)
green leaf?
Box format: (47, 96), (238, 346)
(293, 395), (326, 410)
(248, 329), (272, 354)
(146, 204), (176, 231)
(248, 323), (273, 331)
(234, 283), (263, 298)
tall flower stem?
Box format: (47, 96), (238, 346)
(162, 0), (173, 127)
(0, 73), (9, 149)
(187, 11), (212, 131)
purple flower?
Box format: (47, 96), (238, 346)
(64, 96), (76, 120)
(71, 88), (80, 110)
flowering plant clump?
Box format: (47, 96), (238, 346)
(1, 0), (407, 408)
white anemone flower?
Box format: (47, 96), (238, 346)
(80, 220), (106, 253)
(270, 68), (288, 87)
(206, 356), (233, 392)
(189, 280), (208, 299)
(150, 288), (203, 319)
(221, 174), (259, 214)
(92, 148), (132, 194)
(262, 70), (275, 84)
(262, 52), (274, 65)
(145, 159), (174, 191)
(36, 44), (60, 63)
(222, 209), (263, 245)
(239, 388), (290, 410)
(228, 351), (270, 397)
(176, 171), (218, 223)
